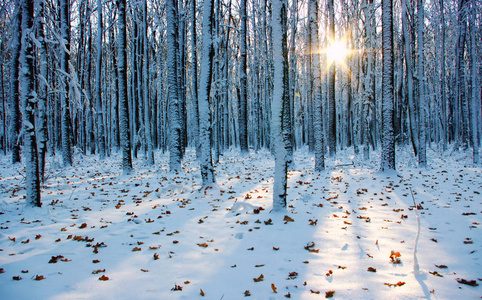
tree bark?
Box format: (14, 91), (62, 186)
(10, 0), (21, 164)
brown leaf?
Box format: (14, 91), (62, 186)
(13, 276), (22, 280)
(255, 264), (264, 268)
(93, 259), (100, 263)
(384, 281), (405, 287)
(284, 215), (294, 222)
(200, 289), (205, 296)
(271, 283), (277, 293)
(197, 243), (208, 248)
(435, 264), (448, 269)
(310, 290), (320, 294)
(34, 275), (45, 281)
(132, 247), (141, 252)
(284, 292), (291, 298)
(253, 274), (264, 282)
(79, 223), (88, 229)
(99, 275), (109, 281)
(171, 284), (183, 291)
(35, 234), (42, 240)
(244, 290), (251, 296)
(153, 253), (159, 260)
(92, 269), (105, 274)
(457, 278), (479, 286)
(0, 268), (4, 274)
(273, 247), (280, 251)
(325, 290), (335, 298)
(141, 269), (149, 272)
(367, 267), (377, 272)
(429, 271), (443, 277)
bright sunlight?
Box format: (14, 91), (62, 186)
(325, 40), (348, 65)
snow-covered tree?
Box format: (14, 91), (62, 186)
(327, 0), (336, 156)
(239, 0), (248, 154)
(271, 0), (288, 210)
(380, 0), (395, 171)
(96, 0), (106, 160)
(9, 0), (21, 164)
(309, 0), (324, 172)
(417, 0), (426, 167)
(117, 0), (133, 174)
(166, 0), (182, 172)
(198, 0), (216, 186)
(143, 0), (154, 164)
(20, 0), (41, 206)
(60, 0), (73, 167)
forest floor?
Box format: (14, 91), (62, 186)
(0, 146), (480, 299)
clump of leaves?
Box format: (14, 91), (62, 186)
(99, 275), (109, 281)
(171, 284), (182, 291)
(390, 251), (401, 264)
(457, 278), (479, 286)
(325, 290), (335, 298)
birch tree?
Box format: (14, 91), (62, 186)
(10, 0), (21, 164)
(191, 0), (200, 158)
(469, 0), (479, 164)
(117, 0), (133, 174)
(20, 0), (41, 206)
(380, 0), (395, 171)
(198, 0), (216, 186)
(271, 0), (288, 210)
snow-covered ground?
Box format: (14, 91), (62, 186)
(0, 147), (480, 299)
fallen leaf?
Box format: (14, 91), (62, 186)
(132, 247), (141, 252)
(79, 223), (88, 229)
(153, 253), (160, 260)
(284, 292), (291, 298)
(35, 234), (41, 240)
(92, 269), (105, 274)
(429, 271), (443, 277)
(435, 264), (448, 269)
(141, 269), (149, 272)
(200, 289), (205, 296)
(273, 247), (279, 251)
(13, 276), (22, 280)
(171, 284), (182, 291)
(325, 290), (335, 298)
(255, 264), (265, 268)
(384, 281), (405, 287)
(367, 267), (377, 272)
(99, 275), (109, 281)
(253, 274), (264, 282)
(457, 278), (479, 286)
(271, 283), (277, 293)
(197, 243), (208, 248)
(284, 215), (294, 222)
(34, 275), (45, 281)
(244, 290), (251, 296)
(310, 290), (320, 294)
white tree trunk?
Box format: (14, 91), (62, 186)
(96, 0), (106, 159)
(20, 0), (41, 206)
(143, 0), (154, 164)
(271, 0), (288, 211)
(418, 0), (426, 167)
(198, 0), (215, 186)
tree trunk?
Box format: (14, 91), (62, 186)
(417, 0), (426, 167)
(60, 0), (73, 167)
(143, 0), (154, 164)
(20, 0), (41, 206)
(239, 0), (248, 154)
(470, 0), (479, 164)
(271, 0), (288, 210)
(310, 0), (324, 171)
(198, 0), (216, 186)
(166, 0), (182, 172)
(117, 0), (133, 174)
(191, 0), (200, 158)
(381, 0), (395, 171)
(96, 0), (106, 159)
(37, 0), (48, 183)
(10, 0), (21, 164)
(327, 0), (336, 156)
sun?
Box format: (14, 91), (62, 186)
(325, 40), (348, 65)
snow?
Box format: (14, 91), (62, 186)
(0, 147), (480, 299)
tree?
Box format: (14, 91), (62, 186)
(166, 0), (182, 172)
(143, 0), (154, 164)
(20, 0), (41, 206)
(60, 0), (73, 167)
(380, 0), (395, 171)
(198, 0), (216, 186)
(96, 0), (106, 159)
(417, 0), (426, 167)
(191, 0), (200, 158)
(271, 0), (288, 210)
(9, 0), (21, 164)
(309, 0), (324, 171)
(117, 0), (133, 174)
(469, 0), (479, 164)
(327, 0), (336, 156)
(36, 0), (49, 182)
(239, 0), (248, 154)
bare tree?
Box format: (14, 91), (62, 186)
(198, 0), (216, 186)
(9, 0), (21, 164)
(117, 0), (133, 174)
(20, 0), (41, 206)
(380, 0), (395, 171)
